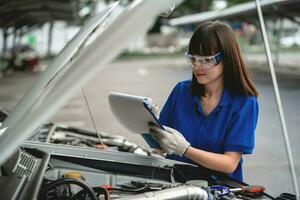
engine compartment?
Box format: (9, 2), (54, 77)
(0, 142), (275, 200)
(41, 158), (178, 199)
(0, 110), (286, 200)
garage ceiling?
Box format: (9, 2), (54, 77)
(0, 0), (82, 29)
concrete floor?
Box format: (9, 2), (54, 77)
(0, 56), (299, 197)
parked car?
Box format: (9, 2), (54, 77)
(280, 30), (300, 47)
(2, 45), (40, 72)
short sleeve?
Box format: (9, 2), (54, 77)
(159, 83), (180, 127)
(224, 96), (259, 154)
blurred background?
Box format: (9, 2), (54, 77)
(0, 0), (299, 197)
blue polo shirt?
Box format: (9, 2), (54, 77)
(159, 80), (259, 182)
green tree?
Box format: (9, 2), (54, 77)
(172, 0), (213, 16)
(226, 0), (252, 7)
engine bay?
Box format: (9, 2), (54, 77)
(0, 142), (275, 200)
(0, 109), (294, 200)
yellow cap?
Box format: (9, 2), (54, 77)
(64, 171), (82, 179)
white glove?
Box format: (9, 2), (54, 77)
(149, 123), (190, 156)
(149, 104), (160, 119)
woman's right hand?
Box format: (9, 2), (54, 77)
(148, 123), (190, 156)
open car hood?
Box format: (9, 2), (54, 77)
(0, 0), (184, 166)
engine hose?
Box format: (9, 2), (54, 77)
(72, 186), (109, 200)
(39, 178), (97, 200)
(117, 185), (210, 200)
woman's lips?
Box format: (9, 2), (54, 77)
(196, 73), (206, 76)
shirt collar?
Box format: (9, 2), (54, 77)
(218, 88), (233, 107)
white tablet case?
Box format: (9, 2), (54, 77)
(108, 92), (163, 148)
(109, 92), (162, 133)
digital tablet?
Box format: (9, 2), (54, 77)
(108, 92), (164, 149)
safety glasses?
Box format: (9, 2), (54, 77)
(185, 52), (223, 70)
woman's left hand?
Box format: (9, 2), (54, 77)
(149, 104), (160, 119)
(149, 123), (190, 156)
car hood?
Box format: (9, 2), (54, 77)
(0, 0), (184, 166)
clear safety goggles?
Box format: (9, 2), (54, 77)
(185, 52), (223, 70)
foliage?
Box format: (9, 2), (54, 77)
(171, 0), (213, 17)
(226, 0), (252, 7)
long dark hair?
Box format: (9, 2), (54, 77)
(189, 21), (258, 97)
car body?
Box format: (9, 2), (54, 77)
(280, 31), (300, 47)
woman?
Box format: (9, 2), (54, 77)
(149, 21), (259, 182)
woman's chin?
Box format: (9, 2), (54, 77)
(196, 77), (209, 85)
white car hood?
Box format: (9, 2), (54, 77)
(0, 0), (184, 165)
